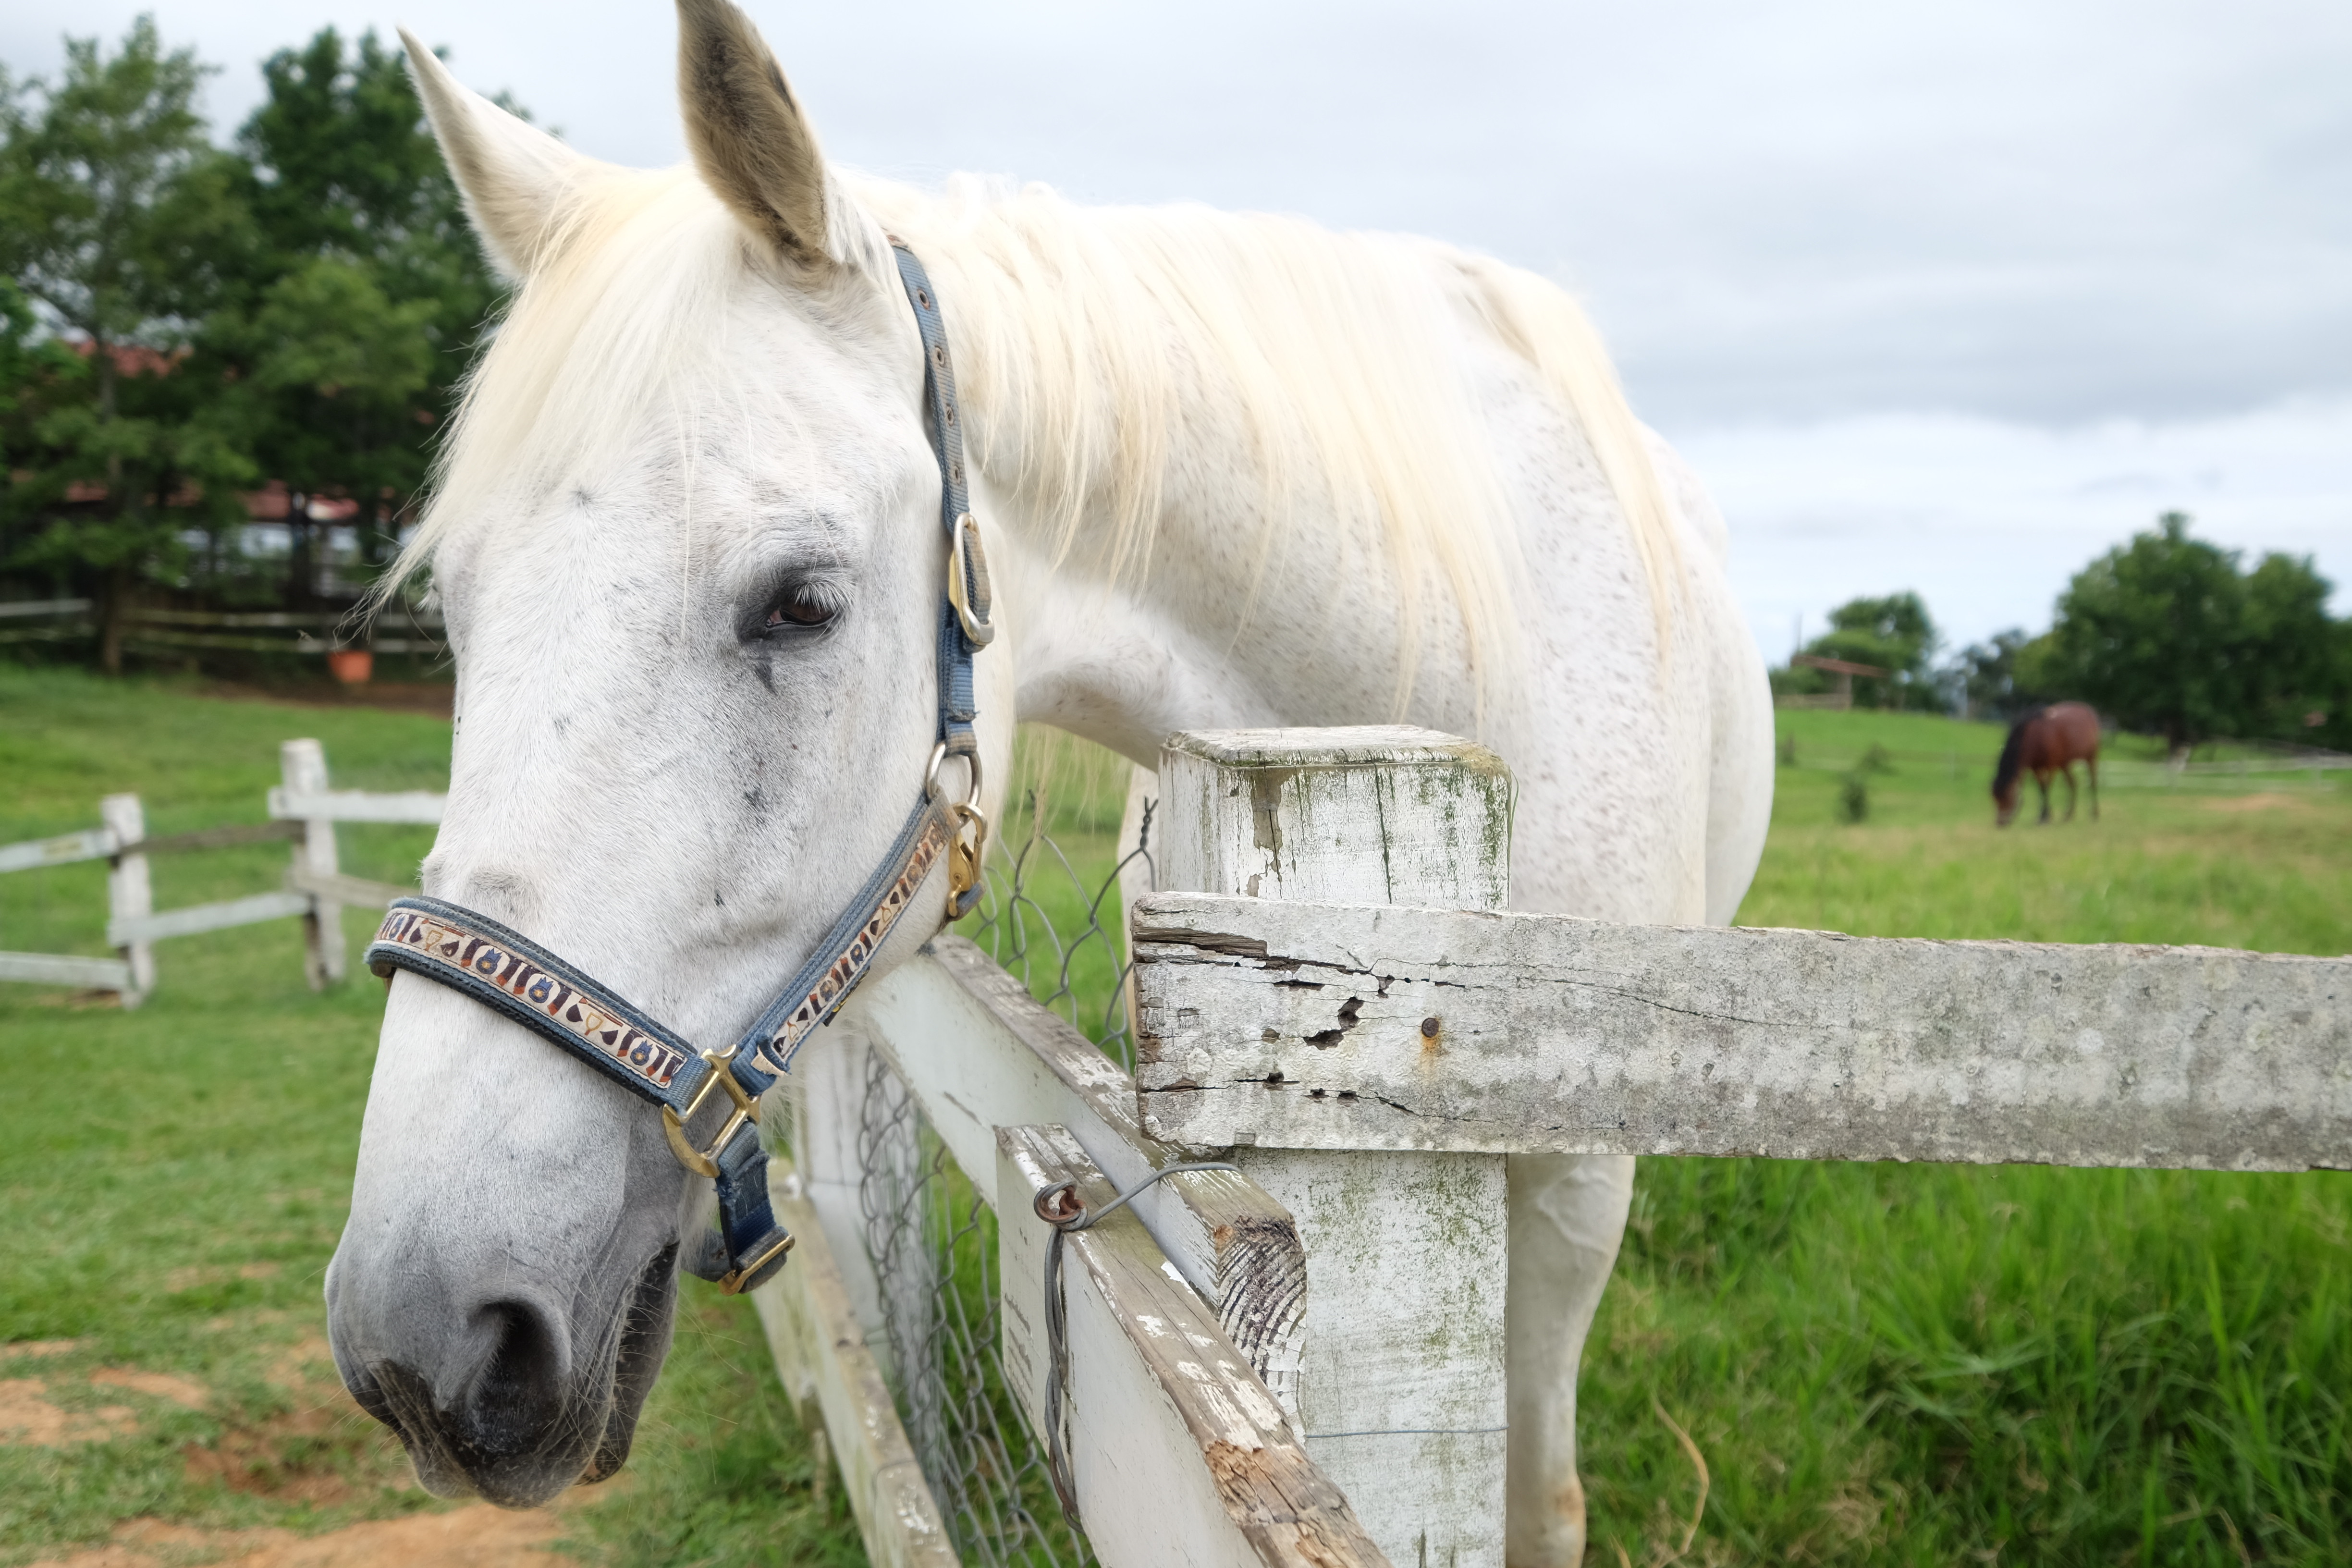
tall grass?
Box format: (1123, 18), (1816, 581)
(1580, 707), (2352, 1567)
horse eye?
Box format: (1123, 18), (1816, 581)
(764, 585), (839, 632)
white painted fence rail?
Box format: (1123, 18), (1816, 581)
(767, 723), (2350, 1568)
(765, 939), (1386, 1567)
(0, 740), (443, 1004)
(1129, 896), (2352, 1170)
(759, 726), (1522, 1568)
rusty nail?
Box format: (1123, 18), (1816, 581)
(1034, 1181), (1084, 1225)
(1420, 1016), (1441, 1038)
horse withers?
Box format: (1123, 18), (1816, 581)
(1993, 701), (2102, 825)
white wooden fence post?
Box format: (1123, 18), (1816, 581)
(281, 739), (345, 987)
(788, 1020), (894, 1370)
(1150, 727), (1514, 1568)
(100, 792), (154, 1007)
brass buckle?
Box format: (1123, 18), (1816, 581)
(946, 801), (987, 908)
(662, 1048), (760, 1179)
(716, 1230), (796, 1295)
(948, 513), (995, 647)
(926, 742), (990, 914)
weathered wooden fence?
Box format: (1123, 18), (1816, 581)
(0, 598), (444, 656)
(0, 740), (438, 1004)
(764, 725), (2350, 1568)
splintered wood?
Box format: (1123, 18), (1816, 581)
(854, 938), (1309, 1420)
(1151, 727), (1512, 1568)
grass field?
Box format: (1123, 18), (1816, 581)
(1587, 709), (2352, 1568)
(3, 670), (2348, 1566)
(0, 665), (859, 1568)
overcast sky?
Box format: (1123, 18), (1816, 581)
(8, 0), (2347, 654)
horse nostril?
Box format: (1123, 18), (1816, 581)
(461, 1298), (569, 1460)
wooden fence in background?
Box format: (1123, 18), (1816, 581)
(0, 740), (442, 1004)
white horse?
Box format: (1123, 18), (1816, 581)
(327, 5), (1773, 1562)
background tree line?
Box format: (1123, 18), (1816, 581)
(0, 16), (507, 671)
(1777, 511), (2352, 752)
(8, 21), (2347, 745)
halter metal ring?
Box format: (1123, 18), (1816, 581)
(924, 741), (983, 808)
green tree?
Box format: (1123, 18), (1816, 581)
(0, 275), (80, 465)
(2240, 551), (2339, 738)
(208, 28), (503, 602)
(1791, 590), (1941, 709)
(1953, 628), (2035, 719)
(0, 16), (255, 670)
(2048, 512), (2253, 751)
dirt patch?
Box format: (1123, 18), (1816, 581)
(182, 1406), (375, 1507)
(0, 1379), (136, 1445)
(24, 988), (125, 1009)
(196, 678), (454, 720)
(266, 1333), (335, 1393)
(25, 1505), (572, 1568)
(2202, 792), (2309, 814)
(92, 1368), (211, 1409)
(167, 1263), (282, 1294)
(3, 1364), (213, 1446)
(173, 1325), (402, 1507)
(1, 1339), (90, 1361)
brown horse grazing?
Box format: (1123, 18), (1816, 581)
(1993, 702), (2102, 825)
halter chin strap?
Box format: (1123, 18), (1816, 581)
(365, 243), (992, 1296)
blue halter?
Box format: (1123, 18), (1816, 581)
(366, 243), (991, 1294)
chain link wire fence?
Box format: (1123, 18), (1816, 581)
(850, 761), (1154, 1567)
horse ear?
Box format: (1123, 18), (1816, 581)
(675, 0), (838, 266)
(399, 29), (604, 281)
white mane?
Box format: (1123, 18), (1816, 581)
(397, 164), (1678, 716)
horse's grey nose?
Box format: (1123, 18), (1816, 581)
(333, 1289), (589, 1507)
(453, 1297), (574, 1465)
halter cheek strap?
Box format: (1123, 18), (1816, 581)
(364, 243), (992, 1296)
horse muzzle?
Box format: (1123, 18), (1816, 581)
(328, 1239), (679, 1507)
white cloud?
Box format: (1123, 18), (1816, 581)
(1684, 398), (2352, 658)
(5, 0), (2345, 646)
(5, 0), (2344, 427)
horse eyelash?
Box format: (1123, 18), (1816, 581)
(756, 578), (848, 638)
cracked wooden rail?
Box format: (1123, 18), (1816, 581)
(1130, 893), (2352, 1170)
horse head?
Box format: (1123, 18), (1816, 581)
(325, 0), (1005, 1505)
(1992, 710), (2037, 827)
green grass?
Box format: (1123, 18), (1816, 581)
(1579, 707), (2352, 1567)
(7, 669), (2349, 1567)
(952, 726), (1142, 1055)
(0, 664), (858, 1568)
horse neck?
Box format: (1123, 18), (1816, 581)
(986, 469), (1486, 768)
(893, 199), (1496, 764)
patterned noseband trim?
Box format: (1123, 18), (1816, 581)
(748, 809), (947, 1076)
(369, 905), (700, 1103)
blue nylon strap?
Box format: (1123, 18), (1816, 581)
(890, 243), (980, 753)
(730, 793), (952, 1084)
(366, 899), (708, 1113)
